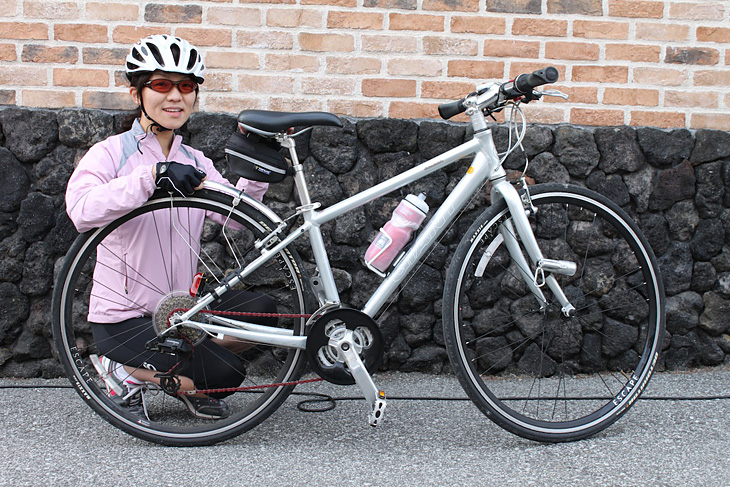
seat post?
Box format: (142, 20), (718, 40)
(279, 135), (313, 207)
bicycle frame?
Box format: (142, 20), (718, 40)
(175, 109), (572, 350)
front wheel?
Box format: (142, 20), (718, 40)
(444, 184), (665, 442)
(52, 189), (311, 446)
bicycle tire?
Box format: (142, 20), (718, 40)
(52, 189), (311, 446)
(443, 183), (665, 442)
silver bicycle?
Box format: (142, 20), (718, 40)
(53, 67), (665, 446)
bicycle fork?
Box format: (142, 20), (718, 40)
(489, 179), (577, 316)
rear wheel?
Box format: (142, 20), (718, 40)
(444, 184), (665, 442)
(52, 190), (310, 446)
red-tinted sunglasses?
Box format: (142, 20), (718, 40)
(144, 79), (198, 94)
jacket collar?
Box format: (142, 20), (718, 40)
(131, 119), (182, 160)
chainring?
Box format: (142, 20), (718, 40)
(152, 292), (208, 346)
(305, 308), (384, 385)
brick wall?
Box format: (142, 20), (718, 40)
(0, 0), (728, 129)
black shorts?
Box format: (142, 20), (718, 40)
(91, 290), (276, 398)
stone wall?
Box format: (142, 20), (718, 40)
(1, 106), (730, 378)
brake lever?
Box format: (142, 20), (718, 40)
(540, 89), (569, 100)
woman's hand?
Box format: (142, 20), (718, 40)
(153, 161), (207, 196)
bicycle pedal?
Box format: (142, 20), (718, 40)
(368, 391), (387, 427)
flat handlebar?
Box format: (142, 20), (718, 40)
(438, 66), (559, 120)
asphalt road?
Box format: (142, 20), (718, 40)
(1, 367), (729, 487)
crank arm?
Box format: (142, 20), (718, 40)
(334, 330), (387, 427)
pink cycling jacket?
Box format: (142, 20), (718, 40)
(66, 120), (268, 323)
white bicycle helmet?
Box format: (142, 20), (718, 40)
(126, 35), (205, 83)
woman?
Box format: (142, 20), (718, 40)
(66, 35), (271, 420)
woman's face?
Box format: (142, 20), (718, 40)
(131, 71), (197, 132)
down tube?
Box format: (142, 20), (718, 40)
(362, 151), (493, 317)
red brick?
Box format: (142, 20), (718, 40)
(605, 43), (661, 62)
(0, 22), (48, 40)
(694, 70), (730, 87)
(0, 90), (16, 105)
(573, 20), (629, 39)
(422, 80), (475, 99)
(203, 94), (263, 114)
(665, 47), (719, 65)
(633, 67), (688, 86)
(485, 0), (541, 14)
(572, 65), (628, 83)
(423, 0), (478, 11)
(609, 0), (664, 18)
(570, 108), (625, 126)
(665, 91), (718, 109)
(362, 35), (418, 53)
(521, 104), (567, 124)
(0, 44), (16, 61)
(389, 101), (442, 119)
(447, 59), (504, 79)
(636, 23), (690, 42)
(328, 11), (384, 29)
(112, 26), (170, 44)
(511, 18), (567, 37)
(237, 31), (294, 50)
(697, 27), (730, 44)
(207, 7), (262, 27)
(389, 13), (444, 31)
(301, 0), (356, 6)
(362, 79), (417, 97)
(267, 9), (322, 28)
(23, 90), (76, 108)
(86, 2), (139, 21)
(174, 28), (232, 47)
(269, 97), (325, 112)
(387, 57), (443, 77)
(545, 41), (600, 61)
(83, 91), (139, 110)
(203, 73), (233, 92)
(603, 87), (658, 106)
(83, 47), (128, 65)
(630, 110), (686, 128)
(301, 77), (357, 95)
(547, 0), (602, 15)
(484, 39), (540, 58)
(690, 113), (730, 130)
(205, 51), (259, 70)
(326, 56), (381, 74)
(265, 53), (320, 72)
(54, 68), (109, 87)
(364, 0), (417, 9)
(22, 45), (78, 64)
(144, 3), (202, 23)
(239, 74), (295, 93)
(299, 33), (354, 52)
(451, 16), (505, 34)
(423, 36), (478, 56)
(24, 1), (80, 19)
(327, 99), (384, 118)
(669, 3), (724, 20)
(0, 66), (47, 86)
(55, 24), (108, 43)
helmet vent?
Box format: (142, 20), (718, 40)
(170, 44), (181, 65)
(146, 42), (164, 67)
(187, 49), (198, 70)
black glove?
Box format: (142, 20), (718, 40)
(155, 161), (206, 196)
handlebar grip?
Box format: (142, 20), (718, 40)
(438, 99), (466, 120)
(514, 67), (559, 94)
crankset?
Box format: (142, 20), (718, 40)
(305, 308), (387, 426)
(305, 308), (384, 385)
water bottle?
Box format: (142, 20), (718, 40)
(365, 193), (429, 274)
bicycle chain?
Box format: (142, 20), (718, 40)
(165, 308), (317, 396)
